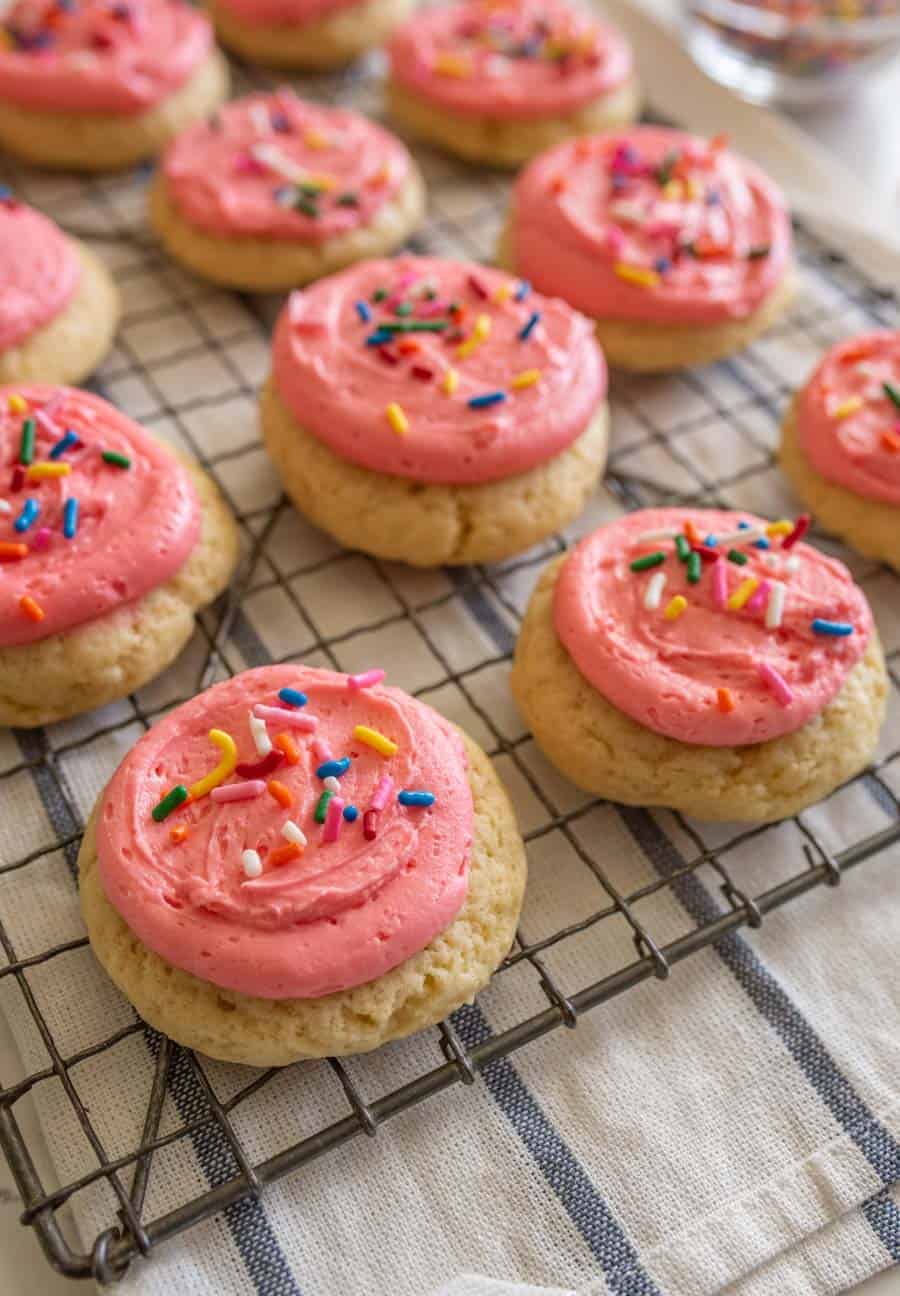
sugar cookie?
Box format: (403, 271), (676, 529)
(209, 0), (412, 69)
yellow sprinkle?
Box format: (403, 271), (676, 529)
(685, 178), (703, 201)
(511, 369), (541, 390)
(663, 595), (688, 621)
(492, 280), (514, 304)
(386, 402), (409, 436)
(663, 179), (685, 201)
(457, 312), (491, 359)
(26, 462), (71, 480)
(728, 577), (760, 611)
(833, 395), (863, 420)
(0, 30), (12, 51)
(614, 262), (660, 289)
(188, 729), (238, 801)
(441, 368), (459, 395)
(304, 129), (330, 150)
(434, 52), (471, 77)
(7, 394), (27, 414)
(766, 520), (793, 537)
(353, 724), (398, 758)
(308, 172), (338, 191)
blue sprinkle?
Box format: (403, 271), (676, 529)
(754, 537), (770, 550)
(467, 391), (506, 410)
(278, 687), (307, 707)
(0, 184), (12, 202)
(654, 257), (671, 275)
(14, 499), (39, 533)
(365, 329), (393, 346)
(514, 280), (531, 302)
(49, 430), (79, 459)
(316, 757), (350, 779)
(737, 521), (751, 530)
(704, 534), (718, 546)
(343, 805), (359, 822)
(270, 112), (292, 132)
(518, 311), (541, 341)
(705, 189), (721, 206)
(812, 618), (854, 637)
(355, 300), (371, 323)
(398, 790), (435, 808)
(63, 497), (78, 540)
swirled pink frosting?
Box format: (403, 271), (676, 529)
(0, 202), (81, 352)
(96, 665), (473, 1000)
(0, 0), (212, 116)
(215, 0), (359, 28)
(510, 127), (792, 325)
(388, 0), (632, 120)
(797, 331), (900, 506)
(272, 255), (606, 485)
(554, 508), (871, 747)
(162, 90), (411, 242)
(0, 385), (200, 647)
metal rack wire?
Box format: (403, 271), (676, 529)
(0, 52), (898, 1286)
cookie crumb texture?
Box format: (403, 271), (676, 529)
(512, 556), (887, 822)
(79, 734), (526, 1064)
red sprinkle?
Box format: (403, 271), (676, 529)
(377, 346), (400, 366)
(550, 175), (566, 194)
(467, 274), (488, 300)
(10, 466), (24, 493)
(235, 749), (284, 779)
(411, 365), (434, 381)
(363, 809), (378, 841)
(0, 542), (28, 562)
(781, 513), (810, 551)
(691, 544), (719, 563)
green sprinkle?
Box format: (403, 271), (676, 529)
(295, 197), (319, 218)
(381, 320), (448, 333)
(675, 534), (690, 562)
(101, 450), (131, 469)
(297, 182), (324, 198)
(395, 302), (413, 316)
(336, 191), (359, 207)
(630, 551), (666, 572)
(152, 785), (189, 822)
(883, 381), (900, 412)
(747, 245), (771, 260)
(727, 548), (749, 566)
(687, 551), (702, 584)
(314, 790), (333, 824)
(18, 417), (35, 466)
(655, 149), (680, 187)
(372, 287), (387, 302)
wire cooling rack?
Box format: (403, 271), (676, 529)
(0, 49), (898, 1287)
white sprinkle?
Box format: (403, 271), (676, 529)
(635, 526), (680, 543)
(249, 102), (271, 135)
(0, 500), (10, 515)
(609, 199), (650, 226)
(242, 849), (262, 879)
(282, 820), (307, 847)
(643, 570), (667, 610)
(785, 555), (801, 573)
(765, 581), (786, 630)
(251, 142), (306, 183)
(713, 525), (767, 547)
(762, 552), (779, 568)
(323, 775), (341, 794)
(249, 712), (271, 756)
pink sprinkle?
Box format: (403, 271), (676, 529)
(252, 704), (317, 730)
(233, 153), (266, 175)
(33, 408), (62, 439)
(415, 299), (449, 318)
(746, 580), (771, 615)
(606, 225), (626, 258)
(312, 738), (332, 763)
(211, 780), (265, 802)
(348, 668), (385, 691)
(712, 556), (728, 610)
(370, 775), (394, 812)
(32, 527), (52, 552)
(322, 796), (344, 843)
(758, 662), (793, 707)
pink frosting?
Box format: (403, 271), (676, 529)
(0, 0), (212, 116)
(388, 0), (632, 120)
(0, 202), (81, 352)
(510, 127), (792, 325)
(272, 255), (606, 485)
(0, 385), (200, 647)
(797, 331), (900, 506)
(554, 508), (871, 747)
(162, 90), (411, 243)
(96, 665), (473, 1000)
(216, 0), (359, 28)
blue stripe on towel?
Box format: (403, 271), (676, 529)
(862, 1187), (900, 1261)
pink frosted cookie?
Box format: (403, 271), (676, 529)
(780, 331), (900, 571)
(209, 0), (413, 69)
(261, 254), (610, 565)
(0, 193), (120, 385)
(0, 385), (238, 726)
(388, 0), (639, 167)
(512, 507), (886, 821)
(150, 90), (425, 291)
(502, 126), (794, 371)
(0, 0), (228, 170)
(78, 664), (527, 1063)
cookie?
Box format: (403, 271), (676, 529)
(387, 0), (639, 168)
(78, 664), (527, 1064)
(262, 256), (609, 566)
(500, 126), (794, 371)
(779, 331), (900, 572)
(0, 385), (239, 727)
(0, 0), (228, 171)
(512, 508), (886, 822)
(150, 89), (425, 292)
(0, 197), (120, 386)
(209, 0), (412, 69)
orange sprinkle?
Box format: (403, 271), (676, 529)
(19, 595), (44, 623)
(274, 732), (300, 765)
(269, 842), (302, 868)
(0, 542), (28, 562)
(397, 338), (421, 354)
(881, 431), (900, 453)
(267, 778), (293, 809)
(550, 175), (566, 195)
(709, 132), (731, 152)
(170, 825), (189, 844)
(574, 138), (592, 159)
(717, 687), (735, 714)
(683, 519), (701, 545)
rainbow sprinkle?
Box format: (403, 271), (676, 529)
(353, 724), (398, 757)
(664, 595), (687, 621)
(385, 402), (409, 436)
(758, 662), (793, 706)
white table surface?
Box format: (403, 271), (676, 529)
(1, 33), (899, 1296)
